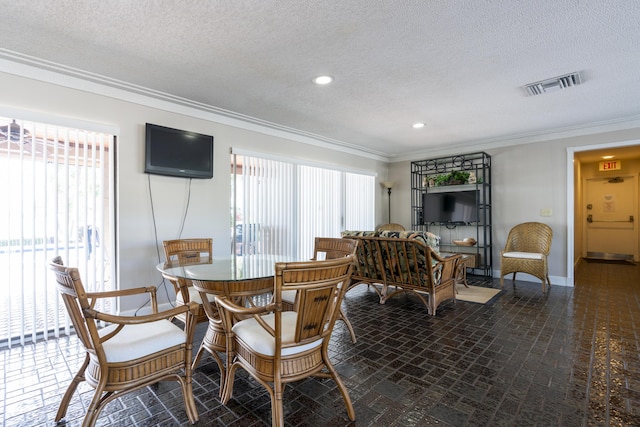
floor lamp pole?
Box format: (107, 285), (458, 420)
(381, 181), (395, 224)
(387, 187), (392, 223)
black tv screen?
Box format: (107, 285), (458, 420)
(423, 190), (478, 224)
(144, 123), (214, 179)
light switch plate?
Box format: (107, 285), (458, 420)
(540, 208), (553, 217)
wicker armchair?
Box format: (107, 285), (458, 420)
(48, 257), (199, 426)
(282, 237), (359, 343)
(500, 222), (553, 292)
(216, 256), (356, 427)
(376, 223), (406, 231)
(162, 238), (213, 324)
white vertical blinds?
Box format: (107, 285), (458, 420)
(231, 150), (375, 260)
(0, 117), (114, 347)
(233, 154), (296, 256)
(345, 172), (376, 230)
(297, 165), (342, 258)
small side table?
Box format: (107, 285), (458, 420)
(441, 252), (474, 288)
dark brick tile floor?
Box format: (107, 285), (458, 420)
(2, 259), (640, 426)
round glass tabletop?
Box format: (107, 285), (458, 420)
(157, 254), (300, 282)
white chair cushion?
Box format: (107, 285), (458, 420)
(175, 286), (216, 305)
(503, 251), (544, 260)
(99, 320), (185, 363)
(232, 311), (322, 357)
(281, 290), (297, 304)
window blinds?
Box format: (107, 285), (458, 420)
(231, 150), (375, 260)
(0, 117), (114, 347)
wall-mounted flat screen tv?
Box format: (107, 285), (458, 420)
(423, 190), (478, 224)
(144, 123), (214, 179)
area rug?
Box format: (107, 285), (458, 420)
(456, 284), (503, 304)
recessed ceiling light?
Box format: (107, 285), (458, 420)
(412, 122), (425, 129)
(313, 75), (334, 85)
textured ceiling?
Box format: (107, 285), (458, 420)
(2, 0), (640, 160)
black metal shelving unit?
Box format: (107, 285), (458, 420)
(411, 152), (492, 277)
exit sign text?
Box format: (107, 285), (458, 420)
(599, 160), (621, 171)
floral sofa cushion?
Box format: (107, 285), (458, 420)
(342, 230), (440, 253)
(340, 230), (382, 281)
(376, 230), (440, 254)
(340, 230), (378, 238)
(375, 234), (438, 286)
(339, 232), (458, 316)
(341, 229), (442, 285)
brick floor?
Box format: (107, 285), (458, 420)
(1, 259), (639, 426)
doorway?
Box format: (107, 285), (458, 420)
(568, 141), (640, 285)
(584, 175), (637, 261)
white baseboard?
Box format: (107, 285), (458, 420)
(491, 270), (570, 287)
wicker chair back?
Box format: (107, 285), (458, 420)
(500, 222), (553, 292)
(162, 238), (213, 324)
(376, 223), (406, 231)
(216, 256), (356, 427)
(48, 258), (199, 426)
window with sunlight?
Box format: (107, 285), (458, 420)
(0, 117), (114, 347)
(231, 150), (375, 260)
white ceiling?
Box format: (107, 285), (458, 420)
(2, 1), (640, 161)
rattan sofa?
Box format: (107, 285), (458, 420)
(341, 230), (460, 316)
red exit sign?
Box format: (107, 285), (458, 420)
(599, 160), (621, 171)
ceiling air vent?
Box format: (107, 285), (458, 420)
(523, 72), (583, 96)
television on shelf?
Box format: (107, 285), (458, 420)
(144, 123), (214, 179)
(423, 190), (478, 224)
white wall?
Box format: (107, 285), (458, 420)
(4, 68), (640, 300)
(389, 129), (640, 285)
(0, 71), (388, 312)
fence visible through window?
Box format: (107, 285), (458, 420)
(0, 117), (114, 347)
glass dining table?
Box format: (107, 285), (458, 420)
(157, 253), (302, 390)
(156, 254), (301, 283)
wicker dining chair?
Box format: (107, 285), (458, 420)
(162, 238), (213, 324)
(48, 257), (199, 427)
(500, 222), (553, 292)
(190, 274), (275, 396)
(376, 223), (406, 231)
(282, 237), (359, 343)
(216, 256), (357, 427)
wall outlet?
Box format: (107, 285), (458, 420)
(540, 208), (553, 217)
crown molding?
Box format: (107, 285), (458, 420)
(0, 49), (391, 163)
(4, 49), (639, 165)
(391, 114), (640, 163)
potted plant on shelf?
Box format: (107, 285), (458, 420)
(447, 171), (470, 185)
(432, 171), (471, 186)
(432, 174), (450, 187)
